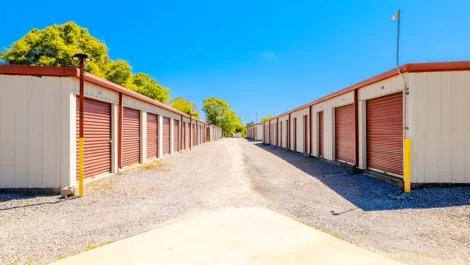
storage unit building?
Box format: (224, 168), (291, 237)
(0, 65), (221, 190)
(258, 61), (470, 186)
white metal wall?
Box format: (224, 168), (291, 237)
(289, 108), (309, 153)
(408, 71), (470, 183)
(278, 115), (288, 148)
(0, 75), (75, 189)
(254, 124), (263, 141)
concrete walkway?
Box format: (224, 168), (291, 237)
(53, 207), (403, 265)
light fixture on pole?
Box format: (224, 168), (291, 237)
(391, 10), (406, 89)
(72, 53), (91, 198)
(391, 10), (411, 193)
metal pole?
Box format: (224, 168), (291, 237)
(393, 9), (411, 192)
(78, 59), (85, 197)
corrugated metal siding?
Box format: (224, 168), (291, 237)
(122, 108), (140, 167)
(319, 111), (324, 157)
(76, 98), (111, 179)
(173, 120), (179, 152)
(0, 75), (75, 188)
(335, 104), (354, 163)
(123, 96), (180, 120)
(147, 113), (158, 159)
(409, 71), (470, 183)
(290, 108), (309, 152)
(367, 93), (403, 175)
(162, 117), (170, 155)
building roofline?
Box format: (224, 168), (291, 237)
(0, 65), (209, 125)
(269, 61), (470, 122)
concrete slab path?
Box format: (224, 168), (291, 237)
(53, 207), (404, 265)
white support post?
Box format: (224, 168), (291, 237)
(140, 111), (147, 164)
(111, 104), (118, 173)
(68, 93), (77, 188)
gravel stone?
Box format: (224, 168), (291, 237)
(1, 138), (469, 265)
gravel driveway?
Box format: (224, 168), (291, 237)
(1, 138), (469, 265)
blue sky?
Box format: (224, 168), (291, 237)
(1, 0), (469, 123)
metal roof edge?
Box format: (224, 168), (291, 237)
(267, 61), (470, 122)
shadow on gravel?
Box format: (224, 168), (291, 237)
(252, 141), (470, 211)
(0, 193), (68, 211)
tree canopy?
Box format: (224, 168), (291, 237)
(170, 96), (200, 119)
(261, 115), (274, 122)
(202, 97), (244, 137)
(0, 21), (170, 103)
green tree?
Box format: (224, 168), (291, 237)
(202, 97), (243, 136)
(171, 96), (200, 119)
(246, 121), (255, 127)
(0, 21), (109, 78)
(132, 73), (170, 103)
(261, 115), (274, 122)
(0, 21), (171, 103)
(105, 60), (133, 86)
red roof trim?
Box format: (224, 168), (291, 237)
(272, 61), (470, 120)
(0, 65), (79, 77)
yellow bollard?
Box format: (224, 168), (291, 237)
(79, 137), (84, 197)
(403, 138), (411, 193)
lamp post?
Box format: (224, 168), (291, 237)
(72, 53), (91, 197)
(391, 10), (411, 193)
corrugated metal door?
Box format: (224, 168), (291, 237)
(122, 107), (140, 167)
(303, 115), (308, 153)
(335, 104), (354, 163)
(367, 93), (403, 175)
(173, 120), (179, 152)
(319, 111), (324, 157)
(147, 113), (158, 159)
(76, 98), (111, 179)
(162, 117), (170, 155)
(280, 122), (283, 147)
